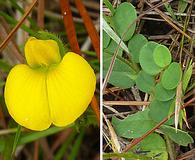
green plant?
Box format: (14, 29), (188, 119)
(103, 2), (194, 159)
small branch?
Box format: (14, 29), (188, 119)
(0, 0), (38, 52)
(103, 101), (150, 106)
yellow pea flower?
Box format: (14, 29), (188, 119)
(4, 37), (96, 131)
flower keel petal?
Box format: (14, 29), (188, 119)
(4, 65), (51, 131)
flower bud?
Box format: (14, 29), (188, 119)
(25, 37), (61, 68)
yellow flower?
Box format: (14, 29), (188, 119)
(4, 37), (96, 131)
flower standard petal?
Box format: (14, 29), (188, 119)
(4, 64), (51, 131)
(46, 52), (96, 126)
(25, 37), (61, 68)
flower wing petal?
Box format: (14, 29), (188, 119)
(47, 52), (96, 126)
(4, 64), (51, 131)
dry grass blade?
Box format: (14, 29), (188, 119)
(175, 81), (183, 131)
(103, 101), (150, 106)
(0, 0), (38, 52)
(103, 113), (121, 154)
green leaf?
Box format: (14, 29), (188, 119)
(155, 83), (176, 101)
(149, 99), (174, 125)
(19, 126), (69, 145)
(153, 45), (172, 68)
(178, 0), (188, 13)
(103, 31), (111, 49)
(103, 18), (129, 53)
(182, 64), (192, 93)
(112, 2), (137, 41)
(12, 125), (21, 155)
(103, 152), (151, 160)
(3, 135), (14, 160)
(139, 42), (162, 75)
(0, 138), (5, 153)
(134, 133), (168, 160)
(135, 70), (155, 93)
(128, 34), (148, 63)
(162, 62), (182, 90)
(112, 109), (156, 138)
(54, 131), (78, 160)
(67, 129), (85, 160)
(0, 59), (12, 73)
(103, 51), (136, 88)
(160, 125), (194, 146)
(104, 40), (123, 56)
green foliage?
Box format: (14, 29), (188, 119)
(139, 41), (162, 75)
(160, 125), (194, 146)
(103, 18), (129, 53)
(155, 83), (176, 101)
(135, 70), (155, 93)
(128, 34), (148, 63)
(104, 39), (123, 56)
(153, 45), (172, 68)
(148, 100), (174, 125)
(19, 126), (67, 145)
(103, 51), (136, 88)
(161, 62), (182, 90)
(133, 133), (168, 160)
(104, 1), (194, 152)
(103, 31), (111, 49)
(112, 109), (156, 138)
(54, 131), (77, 160)
(112, 2), (137, 41)
(0, 60), (12, 73)
(182, 64), (193, 92)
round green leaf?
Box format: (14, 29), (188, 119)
(135, 70), (155, 93)
(155, 83), (176, 101)
(139, 42), (162, 75)
(104, 40), (123, 56)
(162, 62), (182, 90)
(103, 51), (135, 88)
(112, 2), (137, 41)
(149, 99), (174, 125)
(153, 45), (172, 68)
(103, 31), (110, 48)
(128, 34), (148, 63)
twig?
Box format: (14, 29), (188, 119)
(103, 101), (150, 106)
(0, 0), (38, 52)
